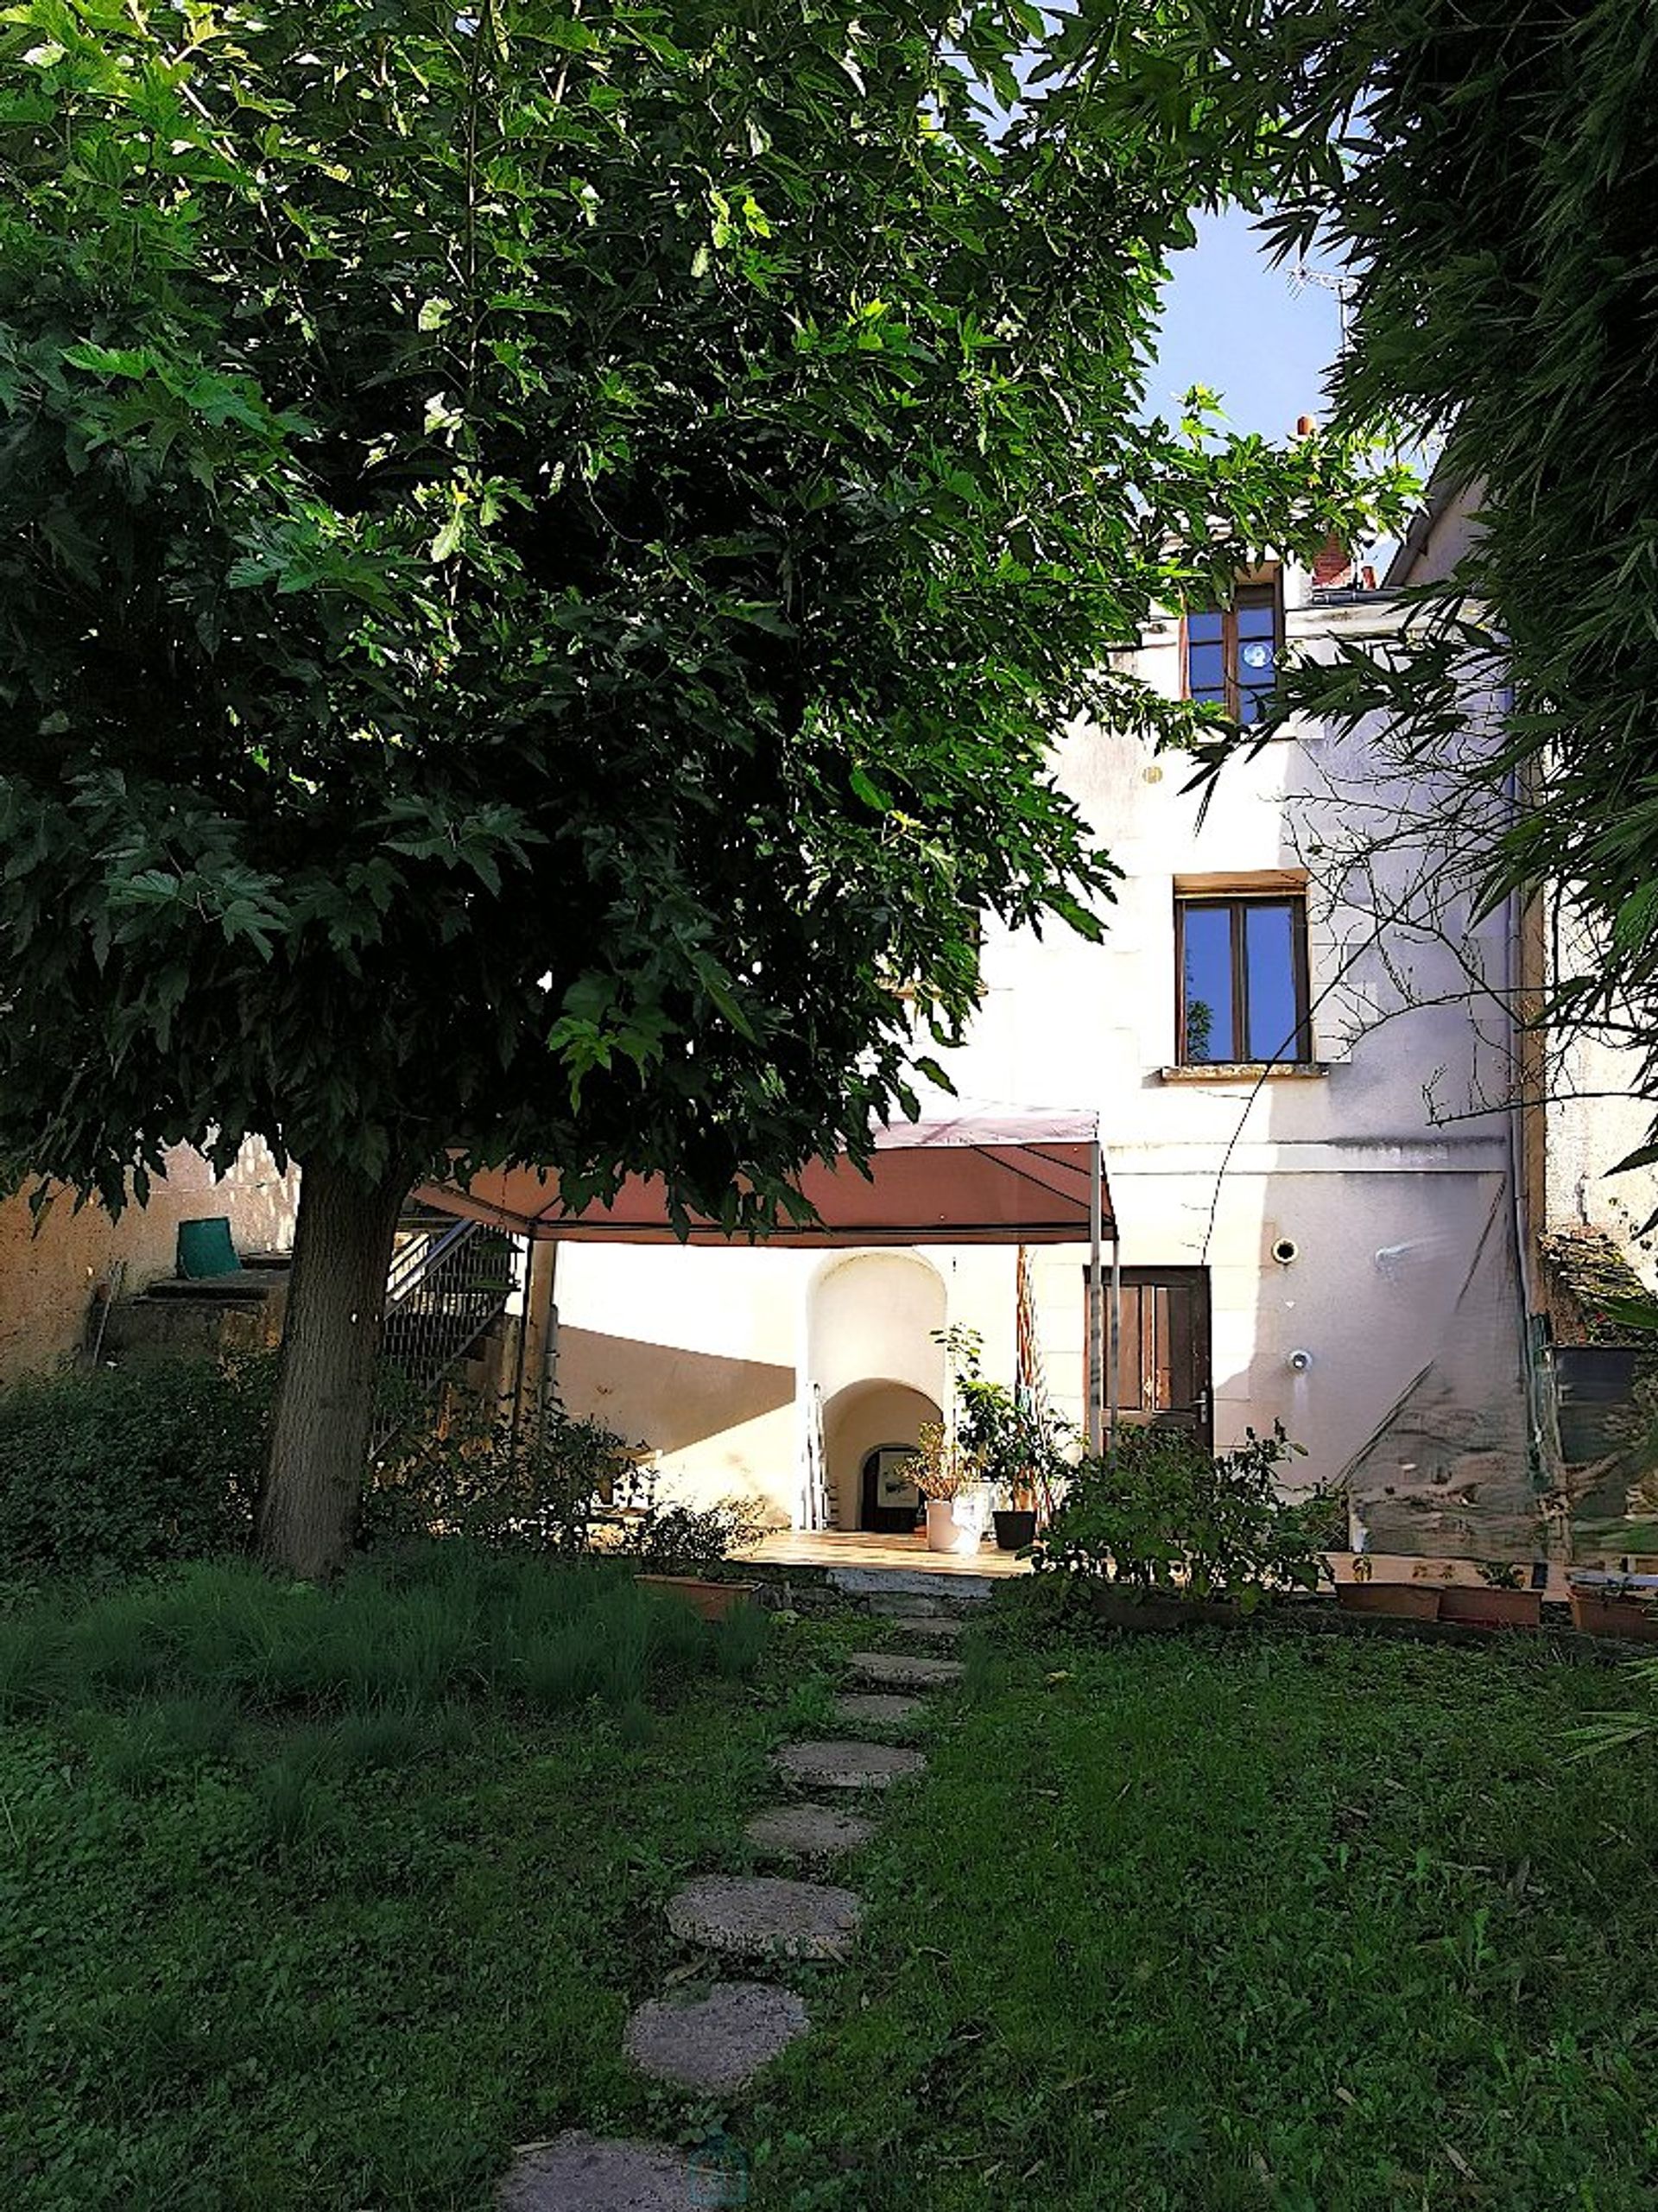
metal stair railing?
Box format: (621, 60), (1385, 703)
(372, 1214), (522, 1454)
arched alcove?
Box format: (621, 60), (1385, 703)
(806, 1250), (946, 1529)
(821, 1378), (941, 1532)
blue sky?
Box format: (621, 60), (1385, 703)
(1149, 206), (1345, 439)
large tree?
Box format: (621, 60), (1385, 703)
(1217, 0), (1658, 1140)
(0, 0), (1401, 1575)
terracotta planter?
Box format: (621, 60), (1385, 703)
(1438, 1586), (1542, 1631)
(1568, 1588), (1658, 1643)
(635, 1574), (758, 1622)
(925, 1498), (984, 1555)
(1336, 1581), (1442, 1623)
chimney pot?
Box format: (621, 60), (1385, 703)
(1295, 414), (1317, 436)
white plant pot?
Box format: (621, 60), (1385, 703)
(926, 1496), (986, 1555)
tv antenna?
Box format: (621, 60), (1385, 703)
(1287, 263), (1354, 343)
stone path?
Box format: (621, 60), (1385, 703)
(849, 1649), (965, 1692)
(770, 1737), (927, 1791)
(832, 1689), (925, 1729)
(500, 2131), (694, 2210)
(624, 1981), (810, 2093)
(665, 1873), (863, 1962)
(500, 1610), (967, 2205)
(745, 1802), (876, 1862)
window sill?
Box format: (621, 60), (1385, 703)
(1158, 1062), (1330, 1084)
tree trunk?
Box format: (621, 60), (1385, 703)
(256, 1157), (407, 1579)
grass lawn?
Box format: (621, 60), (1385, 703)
(5, 1562), (1656, 2210)
(744, 1603), (1658, 2211)
(0, 1551), (859, 2209)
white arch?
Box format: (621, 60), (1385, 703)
(800, 1250), (948, 1529)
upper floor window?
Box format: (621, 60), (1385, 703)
(1185, 580), (1281, 726)
(1176, 887), (1310, 1065)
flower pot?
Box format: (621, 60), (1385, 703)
(635, 1574), (758, 1622)
(925, 1499), (984, 1555)
(992, 1508), (1038, 1553)
(1438, 1586), (1542, 1631)
(1336, 1581), (1441, 1623)
(1568, 1588), (1658, 1642)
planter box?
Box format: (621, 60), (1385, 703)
(992, 1508), (1037, 1553)
(1084, 1585), (1237, 1633)
(635, 1574), (758, 1622)
(1568, 1588), (1658, 1643)
(1438, 1586), (1542, 1631)
(1336, 1581), (1442, 1623)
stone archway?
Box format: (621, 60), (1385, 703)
(806, 1251), (946, 1530)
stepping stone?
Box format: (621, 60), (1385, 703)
(499, 2130), (693, 2209)
(624, 1980), (810, 2094)
(850, 1651), (964, 1691)
(889, 1615), (964, 1641)
(745, 1803), (876, 1863)
(771, 1738), (927, 1791)
(666, 1873), (862, 1962)
(832, 1690), (925, 1730)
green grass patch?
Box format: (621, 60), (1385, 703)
(744, 1611), (1658, 2210)
(0, 1550), (852, 2209)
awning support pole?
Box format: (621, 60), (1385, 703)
(1086, 1140), (1104, 1456)
(1108, 1232), (1123, 1458)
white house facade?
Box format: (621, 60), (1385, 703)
(544, 549), (1554, 1558)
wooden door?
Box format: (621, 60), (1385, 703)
(1092, 1267), (1212, 1448)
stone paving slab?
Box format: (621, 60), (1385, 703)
(624, 1980), (810, 2094)
(771, 1738), (927, 1791)
(884, 1615), (964, 1640)
(849, 1650), (965, 1690)
(832, 1690), (925, 1730)
(745, 1802), (876, 1862)
(829, 1566), (998, 1603)
(666, 1873), (862, 1962)
(499, 2130), (693, 2209)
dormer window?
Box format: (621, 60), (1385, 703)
(1185, 580), (1281, 726)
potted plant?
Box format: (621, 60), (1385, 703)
(624, 1496), (768, 1619)
(1567, 1570), (1658, 1643)
(1438, 1561), (1543, 1631)
(905, 1423), (989, 1554)
(935, 1324), (1069, 1551)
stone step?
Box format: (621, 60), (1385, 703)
(849, 1651), (965, 1691)
(666, 1873), (862, 1963)
(745, 1803), (876, 1864)
(623, 1981), (809, 2095)
(832, 1690), (925, 1731)
(883, 1614), (965, 1641)
(771, 1738), (927, 1792)
(500, 2130), (695, 2210)
(830, 1564), (997, 1608)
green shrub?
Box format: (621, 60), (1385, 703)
(364, 1401), (637, 1554)
(0, 1354), (273, 1577)
(1031, 1423), (1328, 1611)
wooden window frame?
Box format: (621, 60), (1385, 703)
(1174, 887), (1313, 1066)
(1182, 580), (1284, 720)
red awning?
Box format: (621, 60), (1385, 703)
(414, 1105), (1112, 1247)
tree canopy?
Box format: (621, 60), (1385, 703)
(0, 0), (1402, 1567)
(1237, 0), (1658, 1101)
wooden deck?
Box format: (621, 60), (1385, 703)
(748, 1529), (1031, 1577)
(745, 1531), (1574, 1598)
